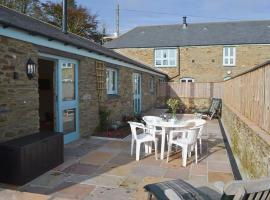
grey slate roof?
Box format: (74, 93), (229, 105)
(0, 6), (166, 76)
(104, 20), (270, 48)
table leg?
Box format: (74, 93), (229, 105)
(160, 127), (166, 160)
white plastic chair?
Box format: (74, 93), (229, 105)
(183, 119), (206, 155)
(128, 121), (158, 161)
(142, 116), (162, 136)
(142, 116), (163, 153)
(167, 125), (201, 167)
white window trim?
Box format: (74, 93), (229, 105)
(154, 48), (177, 67)
(106, 67), (118, 95)
(223, 46), (236, 66)
(180, 77), (195, 83)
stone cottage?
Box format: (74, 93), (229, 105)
(105, 17), (270, 82)
(0, 6), (166, 144)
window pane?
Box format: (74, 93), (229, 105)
(163, 51), (167, 58)
(224, 48), (228, 56)
(224, 58), (228, 64)
(106, 70), (109, 92)
(230, 58), (234, 64)
(188, 80), (192, 82)
(169, 49), (176, 58)
(156, 60), (161, 66)
(63, 109), (76, 133)
(62, 63), (75, 101)
(163, 60), (168, 65)
(169, 60), (176, 66)
(112, 71), (116, 91)
(155, 50), (162, 58)
(230, 48), (234, 56)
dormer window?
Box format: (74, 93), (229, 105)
(154, 48), (177, 67)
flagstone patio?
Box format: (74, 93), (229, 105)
(0, 112), (236, 200)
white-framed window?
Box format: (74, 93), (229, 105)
(159, 78), (165, 83)
(180, 77), (194, 83)
(223, 46), (236, 66)
(154, 48), (177, 67)
(149, 77), (154, 93)
(106, 68), (118, 95)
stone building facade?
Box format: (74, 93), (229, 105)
(0, 36), (163, 142)
(114, 44), (270, 82)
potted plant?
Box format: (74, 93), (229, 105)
(166, 98), (180, 122)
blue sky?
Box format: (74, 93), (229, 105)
(53, 0), (270, 34)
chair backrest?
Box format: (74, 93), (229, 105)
(208, 98), (222, 115)
(128, 121), (145, 140)
(185, 126), (201, 145)
(223, 177), (270, 200)
(182, 119), (206, 139)
(143, 116), (162, 124)
(143, 116), (162, 130)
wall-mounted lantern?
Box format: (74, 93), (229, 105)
(26, 58), (36, 79)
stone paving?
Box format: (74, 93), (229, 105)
(0, 113), (235, 200)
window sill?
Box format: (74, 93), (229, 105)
(107, 94), (120, 99)
(155, 66), (177, 68)
(223, 65), (236, 67)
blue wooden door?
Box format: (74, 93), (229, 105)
(133, 73), (142, 114)
(56, 59), (79, 144)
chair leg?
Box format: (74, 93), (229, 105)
(195, 143), (198, 164)
(167, 143), (172, 163)
(149, 141), (152, 154)
(136, 142), (141, 161)
(188, 145), (193, 158)
(154, 140), (158, 160)
(182, 146), (187, 167)
(199, 138), (202, 155)
(131, 138), (134, 156)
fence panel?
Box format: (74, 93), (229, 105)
(157, 62), (270, 133)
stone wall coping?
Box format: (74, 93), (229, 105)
(224, 103), (270, 145)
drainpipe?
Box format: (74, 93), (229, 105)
(169, 49), (181, 81)
(62, 0), (67, 34)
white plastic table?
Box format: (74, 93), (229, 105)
(144, 119), (190, 160)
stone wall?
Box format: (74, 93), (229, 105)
(78, 58), (99, 137)
(101, 64), (160, 122)
(114, 45), (270, 82)
(222, 104), (270, 178)
(0, 36), (39, 142)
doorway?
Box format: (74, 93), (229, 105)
(38, 59), (55, 132)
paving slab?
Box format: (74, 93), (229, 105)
(79, 151), (115, 166)
(51, 182), (95, 200)
(27, 171), (69, 189)
(87, 187), (134, 200)
(63, 163), (99, 176)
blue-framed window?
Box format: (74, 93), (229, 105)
(149, 76), (154, 93)
(106, 67), (118, 95)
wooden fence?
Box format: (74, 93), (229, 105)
(157, 82), (223, 99)
(223, 62), (270, 133)
(157, 61), (270, 133)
